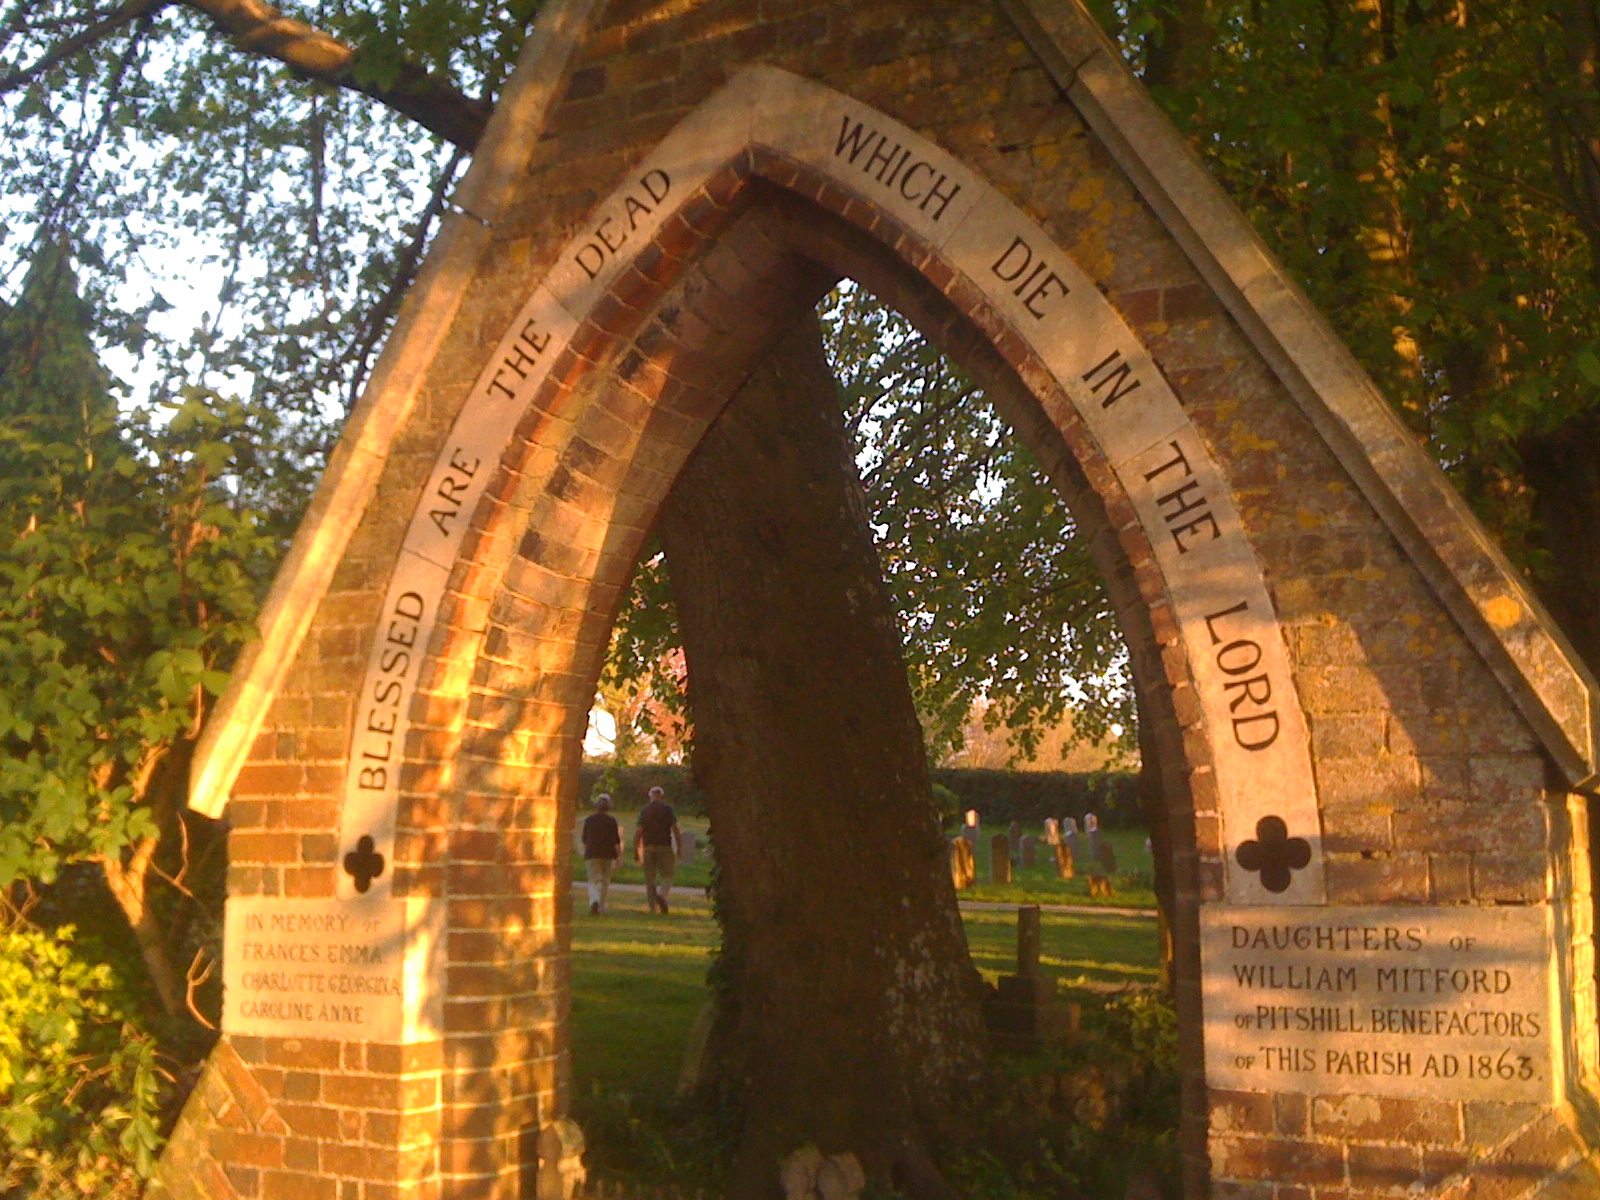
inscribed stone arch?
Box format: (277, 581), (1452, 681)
(152, 3), (1600, 1198)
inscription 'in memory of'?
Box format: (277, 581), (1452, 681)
(223, 897), (443, 1042)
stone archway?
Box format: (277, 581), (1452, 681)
(152, 3), (1600, 1198)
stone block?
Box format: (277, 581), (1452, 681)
(1346, 1142), (1422, 1190)
(1212, 1135), (1344, 1186)
(1428, 853), (1474, 904)
(1472, 856), (1547, 903)
(1315, 753), (1422, 808)
(1209, 1090), (1274, 1135)
(1325, 853), (1430, 903)
(1311, 1096), (1459, 1145)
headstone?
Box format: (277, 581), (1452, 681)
(950, 837), (976, 890)
(984, 904), (1072, 1053)
(1007, 820), (1022, 862)
(990, 834), (1011, 884)
(1098, 838), (1117, 876)
(1017, 904), (1041, 978)
(1019, 834), (1037, 870)
(1054, 841), (1075, 880)
(679, 829), (697, 865)
(962, 808), (980, 853)
(1043, 817), (1060, 845)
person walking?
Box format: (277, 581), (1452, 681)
(582, 793), (622, 914)
(635, 785), (681, 914)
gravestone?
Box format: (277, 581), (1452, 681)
(983, 904), (1070, 1053)
(679, 829), (697, 866)
(1043, 817), (1060, 845)
(1054, 841), (1075, 881)
(949, 836), (976, 891)
(1007, 820), (1022, 863)
(1019, 834), (1037, 870)
(990, 834), (1012, 885)
(962, 808), (980, 855)
(155, 0), (1600, 1194)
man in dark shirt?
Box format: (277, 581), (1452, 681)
(633, 785), (681, 914)
(581, 793), (622, 914)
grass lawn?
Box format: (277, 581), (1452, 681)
(572, 813), (1158, 909)
(568, 891), (1161, 1099)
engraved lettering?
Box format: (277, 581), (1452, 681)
(832, 115), (962, 221)
(1081, 349), (1144, 409)
(921, 173), (960, 220)
(1142, 440), (1192, 484)
(573, 170), (673, 280)
(899, 160), (934, 202)
(835, 114), (876, 163)
(988, 236), (1069, 318)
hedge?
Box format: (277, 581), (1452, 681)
(577, 764), (1143, 829)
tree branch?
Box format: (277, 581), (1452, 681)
(0, 0), (168, 96)
(344, 141), (467, 408)
(179, 0), (491, 149)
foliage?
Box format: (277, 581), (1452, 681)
(822, 285), (1134, 757)
(0, 916), (164, 1197)
(0, 0), (525, 547)
(607, 286), (1138, 763)
(571, 1084), (734, 1199)
(1096, 0), (1600, 565)
(948, 989), (1182, 1200)
(0, 252), (271, 890)
(578, 763), (709, 817)
(576, 762), (1146, 831)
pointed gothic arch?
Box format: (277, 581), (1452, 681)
(151, 3), (1600, 1198)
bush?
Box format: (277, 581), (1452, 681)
(953, 987), (1183, 1200)
(0, 918), (164, 1198)
(579, 764), (707, 816)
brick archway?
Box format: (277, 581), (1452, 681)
(154, 5), (1600, 1199)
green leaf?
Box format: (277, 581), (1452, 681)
(1576, 350), (1600, 387)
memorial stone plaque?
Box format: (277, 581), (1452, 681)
(223, 896), (444, 1042)
(1202, 905), (1554, 1102)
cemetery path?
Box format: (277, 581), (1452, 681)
(570, 882), (1157, 919)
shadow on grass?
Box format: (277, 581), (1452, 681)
(570, 898), (1176, 1198)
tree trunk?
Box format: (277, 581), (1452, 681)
(1141, 0), (1211, 94)
(98, 835), (186, 1020)
(1135, 691), (1175, 995)
(656, 313), (990, 1198)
